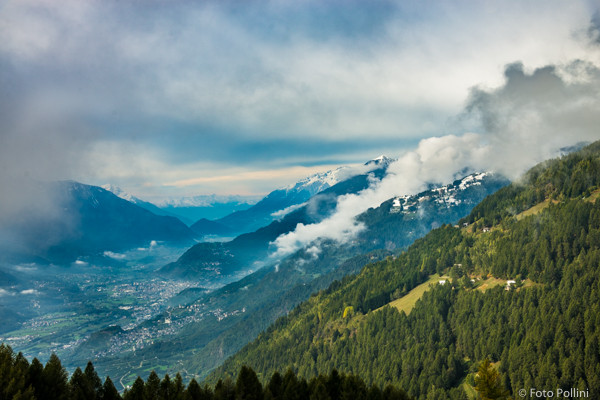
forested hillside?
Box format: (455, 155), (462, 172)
(209, 141), (600, 399)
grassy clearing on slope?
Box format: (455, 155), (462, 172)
(378, 274), (448, 315)
(585, 188), (600, 203)
(515, 198), (561, 220)
(476, 277), (507, 292)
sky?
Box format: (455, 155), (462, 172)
(1, 0), (599, 203)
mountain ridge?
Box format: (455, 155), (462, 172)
(190, 157), (395, 238)
(163, 160), (394, 280)
(0, 181), (197, 265)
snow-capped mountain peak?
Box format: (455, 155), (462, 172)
(283, 156), (395, 197)
(284, 167), (347, 196)
(365, 155), (394, 167)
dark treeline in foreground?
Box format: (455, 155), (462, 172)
(0, 344), (412, 400)
(0, 344), (119, 400)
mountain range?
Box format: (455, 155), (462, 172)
(189, 156), (395, 238)
(160, 157), (396, 280)
(102, 186), (260, 226)
(3, 141), (599, 399)
(207, 141), (600, 399)
(75, 167), (508, 388)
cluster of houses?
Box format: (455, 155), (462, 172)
(438, 278), (518, 291)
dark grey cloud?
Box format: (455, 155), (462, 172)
(462, 59), (600, 177)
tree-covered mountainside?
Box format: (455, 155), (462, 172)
(209, 141), (600, 399)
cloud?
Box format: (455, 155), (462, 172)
(163, 165), (342, 188)
(271, 203), (307, 220)
(270, 133), (489, 259)
(0, 0), (598, 200)
(0, 1), (598, 264)
(103, 251), (127, 260)
(270, 59), (600, 259)
(464, 61), (600, 178)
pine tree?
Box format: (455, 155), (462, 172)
(69, 367), (91, 400)
(146, 371), (161, 400)
(310, 380), (331, 400)
(382, 385), (410, 400)
(185, 379), (204, 400)
(123, 377), (145, 400)
(281, 370), (300, 400)
(0, 344), (14, 397)
(234, 366), (263, 400)
(159, 374), (173, 400)
(325, 370), (341, 400)
(0, 346), (33, 400)
(84, 361), (103, 400)
(365, 385), (383, 400)
(28, 358), (44, 400)
(101, 376), (121, 400)
(173, 373), (185, 400)
(214, 378), (235, 400)
(42, 353), (68, 400)
(264, 372), (283, 400)
(474, 359), (510, 400)
(15, 386), (37, 400)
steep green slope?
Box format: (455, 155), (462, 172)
(209, 141), (600, 399)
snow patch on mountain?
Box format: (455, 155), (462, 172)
(458, 172), (488, 191)
(284, 167), (345, 196)
(101, 184), (139, 203)
(390, 172), (491, 214)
